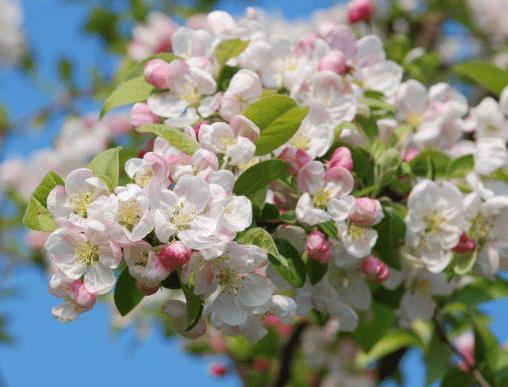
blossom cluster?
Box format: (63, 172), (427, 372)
(22, 5), (508, 348)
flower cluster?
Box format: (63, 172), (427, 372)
(23, 6), (508, 350)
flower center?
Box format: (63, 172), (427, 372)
(281, 57), (298, 72)
(216, 266), (245, 295)
(312, 188), (332, 208)
(74, 240), (99, 266)
(136, 167), (155, 187)
(118, 199), (141, 231)
(135, 253), (149, 267)
(348, 223), (367, 241)
(219, 134), (237, 150)
(290, 132), (311, 150)
(413, 278), (431, 296)
(407, 113), (424, 127)
(424, 210), (446, 235)
(71, 192), (93, 217)
(180, 83), (201, 107)
(171, 201), (199, 231)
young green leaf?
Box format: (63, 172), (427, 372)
(269, 238), (306, 288)
(306, 257), (328, 285)
(215, 38), (250, 66)
(114, 267), (144, 316)
(179, 270), (204, 332)
(136, 124), (199, 155)
(123, 53), (181, 82)
(446, 154), (474, 179)
(87, 146), (122, 190)
(233, 159), (290, 199)
(409, 149), (451, 178)
(239, 227), (279, 257)
(100, 76), (155, 118)
(372, 206), (405, 270)
(22, 171), (64, 232)
(454, 60), (508, 97)
(242, 95), (308, 156)
(453, 276), (508, 306)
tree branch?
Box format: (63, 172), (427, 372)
(274, 321), (308, 387)
(433, 316), (491, 387)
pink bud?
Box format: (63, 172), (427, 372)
(158, 241), (192, 272)
(131, 103), (159, 128)
(347, 0), (374, 24)
(306, 229), (332, 263)
(361, 256), (389, 284)
(318, 50), (347, 75)
(135, 281), (161, 296)
(278, 146), (312, 174)
(208, 361), (227, 377)
(349, 197), (384, 227)
(329, 146), (353, 171)
(452, 232), (476, 253)
(253, 357), (268, 373)
(143, 58), (171, 89)
(70, 281), (96, 310)
(402, 149), (419, 162)
(194, 121), (209, 138)
(137, 136), (156, 158)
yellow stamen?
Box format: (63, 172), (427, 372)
(74, 240), (98, 266)
(70, 192), (93, 217)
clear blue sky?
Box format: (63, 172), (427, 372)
(0, 1), (507, 387)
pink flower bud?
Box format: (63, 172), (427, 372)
(253, 357), (268, 373)
(194, 121), (209, 138)
(135, 281), (161, 296)
(131, 103), (159, 128)
(349, 197), (384, 227)
(143, 59), (171, 89)
(208, 362), (227, 378)
(278, 146), (312, 174)
(329, 146), (353, 171)
(137, 136), (156, 158)
(318, 50), (347, 75)
(306, 229), (332, 263)
(158, 241), (192, 272)
(70, 281), (96, 310)
(402, 149), (419, 162)
(361, 256), (389, 284)
(347, 0), (374, 24)
(452, 232), (476, 253)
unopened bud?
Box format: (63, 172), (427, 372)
(194, 121), (209, 138)
(208, 361), (227, 377)
(137, 136), (156, 158)
(158, 241), (192, 272)
(70, 281), (96, 310)
(253, 357), (268, 373)
(452, 232), (476, 253)
(131, 103), (159, 128)
(361, 256), (389, 283)
(403, 149), (419, 162)
(143, 58), (171, 89)
(278, 146), (311, 174)
(349, 197), (384, 227)
(306, 229), (332, 263)
(329, 146), (353, 171)
(347, 0), (374, 24)
(318, 50), (347, 75)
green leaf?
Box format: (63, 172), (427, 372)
(356, 115), (379, 147)
(280, 209), (297, 224)
(424, 329), (452, 386)
(216, 65), (240, 92)
(233, 159), (290, 199)
(372, 206), (405, 270)
(454, 61), (508, 97)
(87, 146), (122, 190)
(306, 256), (328, 285)
(100, 76), (155, 118)
(356, 330), (422, 367)
(354, 302), (396, 353)
(377, 148), (401, 186)
(447, 154), (474, 179)
(351, 146), (376, 182)
(136, 124), (199, 156)
(114, 267), (144, 316)
(239, 227), (279, 257)
(179, 270), (204, 332)
(22, 172), (64, 232)
(471, 310), (500, 380)
(317, 220), (338, 240)
(409, 149), (451, 179)
(358, 97), (397, 113)
(123, 53), (181, 82)
(242, 95), (308, 156)
(452, 249), (478, 275)
(215, 38), (250, 66)
(269, 238), (306, 288)
(454, 276), (508, 306)
(441, 369), (475, 387)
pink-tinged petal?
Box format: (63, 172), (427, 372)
(230, 115), (260, 143)
(131, 211), (156, 241)
(166, 60), (190, 89)
(154, 210), (176, 243)
(237, 274), (274, 307)
(213, 292), (248, 326)
(208, 170), (235, 193)
(328, 195), (356, 222)
(318, 24), (357, 59)
(52, 301), (82, 323)
(147, 92), (188, 118)
(48, 273), (74, 298)
(324, 167), (354, 197)
(296, 193), (330, 225)
(174, 175), (210, 211)
(355, 35), (385, 68)
(190, 66), (216, 95)
(70, 281), (96, 310)
(65, 168), (95, 196)
(84, 262), (116, 295)
(297, 161), (325, 194)
(47, 185), (72, 219)
(207, 10), (236, 36)
(98, 240), (123, 269)
(198, 93), (222, 118)
(45, 229), (87, 279)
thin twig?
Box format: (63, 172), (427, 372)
(274, 321), (309, 387)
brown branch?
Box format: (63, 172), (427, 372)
(432, 316), (491, 387)
(274, 321), (309, 387)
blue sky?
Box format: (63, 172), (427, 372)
(1, 1), (507, 386)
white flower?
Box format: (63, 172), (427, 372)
(405, 179), (465, 273)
